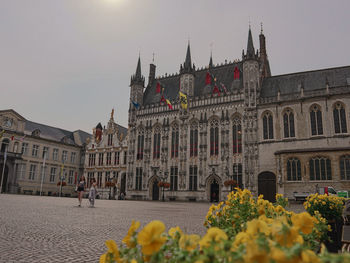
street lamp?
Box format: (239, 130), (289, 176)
(160, 171), (168, 202)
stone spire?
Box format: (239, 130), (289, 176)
(209, 52), (213, 68)
(130, 55), (145, 86)
(259, 23), (271, 78)
(180, 42), (194, 73)
(243, 26), (257, 60)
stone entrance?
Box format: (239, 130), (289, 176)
(258, 172), (276, 202)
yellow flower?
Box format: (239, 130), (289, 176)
(105, 240), (119, 259)
(270, 247), (288, 263)
(199, 227), (228, 249)
(99, 254), (107, 263)
(122, 220), (140, 248)
(168, 226), (183, 239)
(301, 250), (320, 263)
(244, 239), (269, 263)
(232, 232), (250, 248)
(179, 234), (200, 251)
(246, 219), (270, 236)
(275, 226), (303, 248)
(291, 212), (317, 234)
(137, 220), (167, 256)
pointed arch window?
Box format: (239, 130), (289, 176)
(232, 117), (242, 153)
(153, 127), (161, 159)
(283, 109), (295, 138)
(333, 103), (347, 134)
(107, 134), (113, 146)
(171, 124), (179, 158)
(210, 119), (219, 156)
(286, 158), (301, 181)
(137, 129), (144, 160)
(263, 112), (274, 140)
(190, 122), (198, 157)
(309, 157), (331, 180)
(340, 155), (350, 180)
(310, 105), (323, 136)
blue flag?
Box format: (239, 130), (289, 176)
(132, 100), (140, 109)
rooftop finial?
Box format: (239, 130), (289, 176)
(260, 22), (263, 34)
(152, 52), (155, 63)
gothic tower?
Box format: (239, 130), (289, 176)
(179, 43), (195, 97)
(242, 26), (260, 192)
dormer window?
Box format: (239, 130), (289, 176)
(32, 129), (41, 137)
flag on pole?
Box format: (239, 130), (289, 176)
(220, 82), (228, 94)
(156, 82), (161, 93)
(213, 85), (221, 96)
(19, 135), (26, 142)
(0, 130), (4, 139)
(131, 100), (140, 109)
(10, 136), (14, 141)
(160, 95), (166, 103)
(205, 72), (211, 85)
(179, 92), (188, 109)
(165, 99), (173, 110)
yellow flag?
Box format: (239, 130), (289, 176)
(0, 130), (4, 139)
(179, 92), (188, 110)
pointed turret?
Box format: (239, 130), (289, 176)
(259, 23), (271, 78)
(243, 26), (257, 60)
(130, 56), (145, 86)
(180, 42), (194, 73)
(209, 52), (213, 68)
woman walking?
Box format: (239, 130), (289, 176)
(77, 175), (86, 207)
(88, 178), (97, 208)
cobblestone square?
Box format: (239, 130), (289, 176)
(0, 194), (211, 263)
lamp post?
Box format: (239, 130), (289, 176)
(161, 171), (168, 202)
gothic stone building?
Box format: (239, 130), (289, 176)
(0, 109), (90, 196)
(83, 110), (128, 199)
(126, 28), (350, 202)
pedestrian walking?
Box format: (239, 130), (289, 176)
(88, 178), (97, 208)
(77, 175), (86, 207)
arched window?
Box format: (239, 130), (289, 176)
(263, 112), (274, 140)
(340, 155), (350, 180)
(153, 127), (161, 159)
(310, 105), (323, 136)
(190, 121), (198, 157)
(136, 129), (144, 160)
(309, 157), (331, 180)
(286, 158), (301, 181)
(283, 109), (295, 138)
(210, 119), (219, 156)
(232, 117), (242, 153)
(333, 103), (347, 134)
(171, 124), (179, 158)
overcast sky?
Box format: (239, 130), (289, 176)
(1, 0), (350, 133)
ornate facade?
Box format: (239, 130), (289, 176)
(0, 109), (90, 196)
(126, 27), (350, 202)
(83, 110), (128, 199)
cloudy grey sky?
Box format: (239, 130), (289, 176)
(1, 0), (349, 133)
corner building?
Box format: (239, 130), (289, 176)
(126, 27), (350, 202)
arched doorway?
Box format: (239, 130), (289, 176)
(152, 180), (159, 201)
(258, 172), (276, 202)
(0, 164), (8, 193)
(210, 179), (219, 202)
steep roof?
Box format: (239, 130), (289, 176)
(24, 120), (91, 146)
(143, 62), (243, 105)
(261, 66), (350, 97)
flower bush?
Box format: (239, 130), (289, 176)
(100, 189), (350, 263)
(304, 193), (345, 221)
(57, 181), (66, 186)
(158, 182), (170, 188)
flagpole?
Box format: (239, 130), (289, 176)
(40, 153), (47, 196)
(0, 146), (8, 194)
